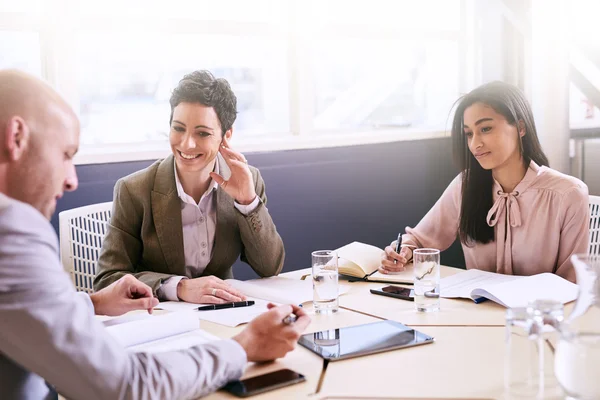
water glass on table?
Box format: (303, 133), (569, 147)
(312, 250), (339, 314)
(504, 302), (564, 399)
(504, 307), (539, 399)
(413, 248), (440, 312)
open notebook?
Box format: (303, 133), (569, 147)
(159, 276), (351, 327)
(102, 311), (218, 352)
(336, 241), (413, 284)
(440, 269), (579, 308)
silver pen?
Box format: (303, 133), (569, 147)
(282, 313), (297, 325)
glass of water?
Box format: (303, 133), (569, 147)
(505, 307), (539, 398)
(413, 248), (440, 312)
(312, 250), (339, 314)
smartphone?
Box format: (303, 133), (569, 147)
(222, 369), (306, 398)
(370, 285), (414, 301)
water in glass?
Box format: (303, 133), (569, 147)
(413, 249), (440, 312)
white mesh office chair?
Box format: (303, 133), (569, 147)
(59, 202), (113, 293)
(590, 195), (600, 256)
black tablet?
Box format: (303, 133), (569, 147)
(298, 320), (434, 361)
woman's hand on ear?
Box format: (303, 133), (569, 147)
(209, 136), (257, 205)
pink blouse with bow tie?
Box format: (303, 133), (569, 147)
(402, 162), (589, 282)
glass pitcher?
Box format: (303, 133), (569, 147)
(554, 254), (600, 400)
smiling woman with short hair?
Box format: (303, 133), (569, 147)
(380, 81), (589, 283)
(94, 70), (285, 303)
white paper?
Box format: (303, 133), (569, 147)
(158, 298), (270, 327)
(440, 269), (520, 299)
(104, 311), (198, 348)
(440, 269), (579, 308)
(101, 312), (154, 327)
(157, 277), (351, 327)
(226, 276), (351, 306)
(156, 301), (205, 312)
(336, 241), (383, 275)
(128, 329), (219, 353)
(368, 267), (414, 283)
(472, 273), (579, 308)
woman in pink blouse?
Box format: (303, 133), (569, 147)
(380, 81), (589, 282)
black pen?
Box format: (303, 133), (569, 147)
(394, 232), (402, 264)
(197, 301), (255, 311)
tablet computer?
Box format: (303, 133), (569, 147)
(298, 320), (434, 361)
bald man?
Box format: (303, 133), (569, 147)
(0, 70), (310, 400)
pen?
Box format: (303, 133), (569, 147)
(394, 232), (402, 264)
(282, 313), (297, 325)
(197, 301), (255, 311)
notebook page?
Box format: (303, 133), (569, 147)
(471, 273), (578, 308)
(336, 242), (383, 276)
(105, 311), (198, 348)
(368, 266), (414, 283)
(440, 269), (521, 300)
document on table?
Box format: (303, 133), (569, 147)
(440, 269), (578, 308)
(158, 276), (351, 327)
(226, 276), (351, 306)
(103, 311), (204, 348)
(127, 329), (219, 353)
(159, 297), (270, 327)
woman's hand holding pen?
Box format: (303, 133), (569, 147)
(209, 136), (257, 205)
(379, 240), (413, 274)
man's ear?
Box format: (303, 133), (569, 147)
(4, 116), (30, 161)
(517, 120), (526, 138)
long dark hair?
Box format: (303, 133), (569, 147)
(451, 81), (549, 246)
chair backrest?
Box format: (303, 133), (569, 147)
(58, 202), (113, 293)
(590, 195), (600, 256)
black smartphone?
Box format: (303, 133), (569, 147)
(222, 369), (306, 397)
(370, 285), (414, 301)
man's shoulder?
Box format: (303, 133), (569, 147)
(0, 193), (54, 239)
(0, 194), (59, 281)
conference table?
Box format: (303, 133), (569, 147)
(202, 266), (568, 400)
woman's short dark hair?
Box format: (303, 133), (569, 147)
(169, 70), (237, 134)
(451, 81), (549, 246)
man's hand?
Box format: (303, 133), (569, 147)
(177, 276), (247, 304)
(233, 303), (311, 362)
(90, 275), (159, 316)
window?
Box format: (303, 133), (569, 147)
(0, 0), (465, 163)
(76, 32), (289, 145)
(0, 31), (41, 76)
(311, 39), (459, 132)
